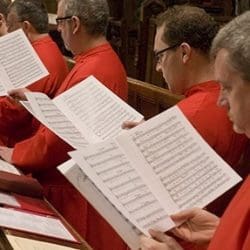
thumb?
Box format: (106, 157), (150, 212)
(149, 229), (169, 243)
(171, 208), (199, 223)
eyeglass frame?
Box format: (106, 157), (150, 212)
(154, 44), (180, 63)
(55, 15), (73, 25)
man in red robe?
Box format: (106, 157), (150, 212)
(0, 0), (69, 146)
(124, 5), (247, 219)
(0, 0), (128, 249)
(139, 9), (250, 250)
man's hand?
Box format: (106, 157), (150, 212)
(8, 87), (30, 102)
(170, 208), (219, 244)
(121, 119), (145, 130)
(140, 230), (183, 250)
(0, 146), (14, 163)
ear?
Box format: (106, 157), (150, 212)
(179, 42), (192, 64)
(21, 20), (32, 33)
(71, 16), (81, 35)
(0, 13), (5, 25)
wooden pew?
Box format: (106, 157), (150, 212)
(127, 77), (183, 119)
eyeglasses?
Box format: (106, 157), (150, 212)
(154, 44), (179, 63)
(55, 15), (73, 25)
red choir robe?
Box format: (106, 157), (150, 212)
(12, 43), (129, 250)
(208, 175), (250, 250)
(0, 35), (69, 146)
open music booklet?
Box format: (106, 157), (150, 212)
(59, 106), (242, 250)
(0, 29), (48, 96)
(22, 75), (144, 149)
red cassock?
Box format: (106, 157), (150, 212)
(12, 43), (129, 250)
(0, 35), (69, 146)
(208, 176), (250, 250)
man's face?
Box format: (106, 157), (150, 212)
(7, 9), (22, 33)
(56, 0), (72, 51)
(154, 25), (184, 94)
(215, 48), (250, 138)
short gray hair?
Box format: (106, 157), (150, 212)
(211, 11), (250, 81)
(9, 0), (48, 33)
(61, 0), (109, 36)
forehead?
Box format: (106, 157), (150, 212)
(154, 26), (168, 49)
(214, 49), (234, 83)
(57, 0), (66, 15)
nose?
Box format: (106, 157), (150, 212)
(57, 24), (62, 32)
(155, 61), (162, 72)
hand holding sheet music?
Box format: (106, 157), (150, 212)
(66, 106), (241, 249)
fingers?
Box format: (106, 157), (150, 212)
(149, 229), (169, 242)
(170, 207), (201, 222)
(121, 121), (139, 129)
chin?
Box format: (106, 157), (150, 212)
(233, 124), (245, 135)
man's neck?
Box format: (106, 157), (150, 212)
(184, 55), (215, 89)
(75, 35), (107, 55)
(28, 33), (48, 43)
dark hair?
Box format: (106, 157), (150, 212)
(62, 0), (109, 36)
(0, 0), (10, 18)
(9, 0), (48, 33)
(156, 5), (219, 55)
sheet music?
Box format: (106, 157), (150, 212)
(0, 191), (20, 207)
(54, 75), (143, 142)
(0, 29), (48, 95)
(58, 159), (141, 250)
(0, 159), (21, 175)
(24, 92), (88, 149)
(6, 235), (78, 250)
(117, 106), (242, 213)
(0, 207), (76, 242)
(69, 142), (174, 236)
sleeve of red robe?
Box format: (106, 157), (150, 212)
(208, 176), (250, 250)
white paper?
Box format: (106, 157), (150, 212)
(24, 92), (88, 149)
(58, 159), (141, 250)
(0, 29), (48, 95)
(117, 106), (242, 213)
(54, 76), (143, 142)
(69, 143), (174, 236)
(0, 207), (76, 242)
(0, 191), (20, 207)
(24, 76), (143, 149)
(0, 159), (21, 175)
(6, 235), (79, 250)
(67, 106), (242, 243)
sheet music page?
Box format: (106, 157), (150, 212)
(69, 141), (175, 236)
(0, 207), (76, 242)
(58, 159), (141, 250)
(54, 75), (143, 143)
(116, 106), (242, 214)
(0, 159), (21, 175)
(6, 235), (78, 250)
(0, 191), (20, 207)
(24, 92), (88, 149)
(0, 29), (48, 95)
